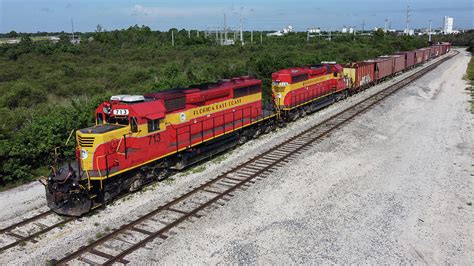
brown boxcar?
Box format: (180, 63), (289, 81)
(367, 57), (394, 81)
(396, 51), (416, 69)
(415, 50), (424, 64)
(441, 42), (451, 53)
(422, 48), (431, 61)
(343, 61), (375, 91)
(391, 55), (406, 73)
(431, 46), (441, 57)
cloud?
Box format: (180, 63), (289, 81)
(66, 3), (72, 9)
(130, 4), (218, 18)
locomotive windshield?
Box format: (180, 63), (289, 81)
(106, 116), (130, 125)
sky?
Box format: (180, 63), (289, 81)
(0, 0), (473, 33)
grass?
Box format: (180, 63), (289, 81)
(190, 165), (206, 174)
(465, 53), (474, 113)
(163, 177), (175, 185)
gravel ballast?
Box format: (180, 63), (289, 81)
(131, 50), (472, 264)
(0, 50), (471, 264)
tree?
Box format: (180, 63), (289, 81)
(8, 30), (18, 38)
(374, 28), (385, 38)
(59, 32), (70, 45)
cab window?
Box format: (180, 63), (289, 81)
(130, 117), (138, 133)
(148, 119), (160, 132)
(96, 113), (104, 125)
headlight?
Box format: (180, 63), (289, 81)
(80, 149), (88, 160)
(103, 107), (111, 114)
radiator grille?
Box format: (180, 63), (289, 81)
(78, 136), (95, 147)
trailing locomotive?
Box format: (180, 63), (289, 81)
(45, 43), (451, 216)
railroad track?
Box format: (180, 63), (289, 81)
(53, 51), (458, 265)
(0, 210), (74, 253)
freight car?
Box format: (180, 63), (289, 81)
(343, 61), (375, 92)
(45, 44), (451, 216)
(370, 57), (394, 80)
(396, 51), (416, 69)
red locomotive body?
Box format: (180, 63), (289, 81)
(271, 64), (346, 111)
(86, 77), (263, 177)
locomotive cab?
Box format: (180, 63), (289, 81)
(46, 95), (167, 216)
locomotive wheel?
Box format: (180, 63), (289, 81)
(129, 178), (142, 192)
(154, 167), (171, 181)
(300, 107), (307, 117)
(252, 127), (262, 139)
(238, 133), (248, 145)
(129, 171), (145, 192)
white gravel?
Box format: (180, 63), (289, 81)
(131, 49), (471, 264)
(0, 50), (470, 264)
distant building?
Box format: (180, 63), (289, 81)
(50, 36), (60, 43)
(308, 27), (321, 34)
(282, 25), (293, 34)
(267, 25), (293, 37)
(403, 29), (415, 36)
(6, 39), (20, 44)
(443, 16), (454, 34)
(342, 26), (354, 34)
(222, 39), (235, 45)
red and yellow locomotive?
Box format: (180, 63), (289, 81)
(271, 63), (347, 120)
(46, 77), (275, 216)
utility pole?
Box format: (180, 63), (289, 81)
(224, 13), (227, 44)
(71, 18), (75, 41)
(384, 19), (388, 32)
(239, 13), (243, 45)
(197, 30), (199, 37)
(307, 30), (309, 43)
(171, 30), (174, 46)
(251, 30), (253, 44)
(260, 31), (263, 44)
(188, 30), (191, 38)
(328, 29), (331, 41)
(429, 19), (432, 42)
(405, 5), (411, 35)
(362, 20), (365, 33)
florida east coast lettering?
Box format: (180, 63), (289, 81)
(192, 98), (243, 116)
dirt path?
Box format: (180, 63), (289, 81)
(131, 50), (473, 264)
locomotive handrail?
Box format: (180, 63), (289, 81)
(174, 104), (257, 152)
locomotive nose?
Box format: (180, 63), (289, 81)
(45, 164), (92, 216)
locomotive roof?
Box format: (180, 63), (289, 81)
(273, 64), (332, 76)
(144, 76), (259, 100)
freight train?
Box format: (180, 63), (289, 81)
(45, 42), (451, 216)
